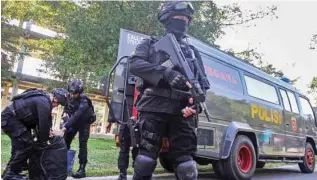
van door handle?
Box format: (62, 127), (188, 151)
(285, 123), (290, 126)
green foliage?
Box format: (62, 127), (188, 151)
(226, 48), (285, 78)
(308, 77), (317, 105)
(1, 1), (280, 90)
(309, 77), (317, 92)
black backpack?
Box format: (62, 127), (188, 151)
(28, 136), (68, 180)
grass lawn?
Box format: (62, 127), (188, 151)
(1, 133), (171, 176)
(2, 133), (306, 177)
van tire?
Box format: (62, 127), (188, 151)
(159, 152), (174, 172)
(212, 160), (224, 178)
(298, 142), (315, 173)
(223, 135), (256, 180)
(256, 162), (265, 168)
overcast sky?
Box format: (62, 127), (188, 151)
(213, 0), (317, 104)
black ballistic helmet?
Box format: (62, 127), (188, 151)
(68, 79), (84, 94)
(51, 88), (69, 106)
(158, 1), (195, 24)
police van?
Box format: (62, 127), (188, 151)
(104, 29), (317, 180)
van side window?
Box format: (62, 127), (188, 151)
(280, 89), (291, 111)
(244, 75), (279, 104)
(287, 92), (299, 114)
(201, 55), (243, 94)
(299, 97), (315, 121)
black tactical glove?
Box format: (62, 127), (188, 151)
(163, 68), (189, 91)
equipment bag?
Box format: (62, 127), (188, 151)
(28, 136), (67, 180)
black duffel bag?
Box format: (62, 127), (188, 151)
(29, 136), (67, 180)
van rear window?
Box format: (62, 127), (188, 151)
(201, 55), (243, 94)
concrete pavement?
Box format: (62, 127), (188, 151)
(67, 164), (317, 180)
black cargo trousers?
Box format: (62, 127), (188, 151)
(118, 124), (139, 171)
(64, 123), (90, 164)
(133, 111), (197, 180)
(1, 106), (33, 174)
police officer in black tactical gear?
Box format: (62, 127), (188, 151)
(1, 88), (65, 180)
(129, 1), (210, 180)
(106, 121), (139, 180)
(60, 79), (95, 179)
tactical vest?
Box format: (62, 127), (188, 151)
(11, 88), (51, 126)
(134, 36), (197, 101)
(65, 94), (96, 124)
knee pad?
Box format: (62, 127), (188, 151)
(175, 160), (198, 180)
(134, 155), (157, 176)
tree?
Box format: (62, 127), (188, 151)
(1, 1), (279, 90)
(226, 47), (285, 78)
(1, 1), (78, 88)
(43, 1), (278, 88)
(308, 77), (317, 105)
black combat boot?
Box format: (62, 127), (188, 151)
(3, 169), (28, 180)
(72, 163), (86, 178)
(116, 169), (127, 180)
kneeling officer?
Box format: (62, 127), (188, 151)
(1, 88), (65, 180)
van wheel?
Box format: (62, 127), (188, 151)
(223, 135), (256, 180)
(298, 142), (315, 173)
(256, 162), (265, 168)
(159, 152), (174, 173)
(212, 160), (224, 178)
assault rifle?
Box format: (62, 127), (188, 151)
(153, 33), (212, 122)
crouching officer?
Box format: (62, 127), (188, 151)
(60, 79), (96, 179)
(129, 1), (210, 180)
(1, 88), (64, 180)
(106, 121), (139, 180)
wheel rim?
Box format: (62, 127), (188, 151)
(237, 145), (252, 173)
(306, 148), (314, 169)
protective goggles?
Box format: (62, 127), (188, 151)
(174, 1), (195, 14)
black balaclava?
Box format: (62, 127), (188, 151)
(164, 17), (189, 41)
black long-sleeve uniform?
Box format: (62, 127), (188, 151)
(1, 91), (52, 175)
(129, 36), (210, 180)
(63, 94), (94, 164)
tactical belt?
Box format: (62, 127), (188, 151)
(144, 88), (190, 100)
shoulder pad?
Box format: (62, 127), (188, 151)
(11, 88), (49, 101)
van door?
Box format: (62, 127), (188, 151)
(280, 89), (305, 155)
(243, 74), (285, 156)
(298, 96), (317, 144)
